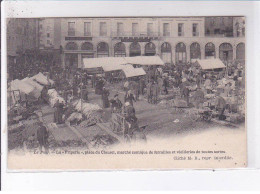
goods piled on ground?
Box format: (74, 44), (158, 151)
(90, 134), (118, 149)
(32, 72), (54, 86)
(66, 100), (103, 126)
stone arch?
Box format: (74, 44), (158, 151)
(65, 42), (78, 50)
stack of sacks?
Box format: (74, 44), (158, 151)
(47, 89), (65, 107)
(71, 100), (102, 125)
(73, 99), (102, 116)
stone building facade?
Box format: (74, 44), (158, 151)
(59, 17), (245, 68)
(7, 18), (39, 63)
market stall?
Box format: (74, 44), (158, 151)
(124, 56), (164, 66)
(120, 65), (146, 80)
(195, 58), (226, 71)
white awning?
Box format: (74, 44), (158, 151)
(103, 64), (125, 72)
(22, 77), (44, 92)
(9, 79), (34, 94)
(32, 72), (53, 85)
(83, 56), (165, 70)
(195, 59), (226, 70)
(83, 57), (128, 69)
(124, 56), (164, 66)
(121, 66), (146, 78)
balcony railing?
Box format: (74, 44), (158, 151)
(68, 30), (75, 36)
(111, 31), (160, 37)
(163, 32), (170, 37)
(84, 32), (92, 36)
(178, 32), (184, 36)
(192, 32), (199, 37)
(205, 32), (235, 37)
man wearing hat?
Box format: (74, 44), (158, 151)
(216, 93), (226, 120)
(124, 90), (136, 107)
(37, 122), (49, 154)
(102, 87), (110, 108)
(123, 102), (138, 138)
(110, 93), (122, 113)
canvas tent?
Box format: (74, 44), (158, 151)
(22, 77), (44, 99)
(83, 57), (127, 69)
(9, 79), (35, 95)
(124, 56), (164, 66)
(121, 65), (146, 78)
(102, 64), (126, 72)
(195, 59), (226, 70)
(83, 56), (164, 71)
(8, 79), (35, 104)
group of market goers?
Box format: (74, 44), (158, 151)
(16, 60), (244, 154)
(49, 60), (245, 128)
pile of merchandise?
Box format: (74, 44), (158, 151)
(47, 89), (65, 107)
(66, 99), (103, 127)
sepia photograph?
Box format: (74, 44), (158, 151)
(6, 16), (247, 169)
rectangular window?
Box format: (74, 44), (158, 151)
(132, 23), (138, 36)
(84, 22), (91, 36)
(117, 22), (124, 36)
(192, 23), (199, 36)
(147, 23), (153, 36)
(47, 33), (50, 38)
(100, 22), (107, 36)
(68, 22), (75, 36)
(178, 23), (184, 36)
(163, 23), (170, 36)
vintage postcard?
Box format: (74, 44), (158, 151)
(5, 16), (246, 170)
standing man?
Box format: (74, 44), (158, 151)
(182, 85), (190, 106)
(133, 81), (139, 101)
(157, 76), (163, 95)
(102, 87), (110, 108)
(110, 94), (123, 113)
(152, 81), (159, 104)
(37, 122), (49, 154)
(82, 84), (88, 101)
(163, 76), (168, 95)
(216, 94), (226, 119)
(139, 77), (145, 96)
(124, 90), (136, 107)
(91, 74), (96, 88)
(147, 81), (152, 104)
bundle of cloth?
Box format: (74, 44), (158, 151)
(32, 72), (54, 86)
(72, 99), (102, 117)
(8, 79), (36, 104)
(22, 77), (44, 99)
(67, 99), (102, 126)
(47, 89), (65, 107)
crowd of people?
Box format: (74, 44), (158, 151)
(9, 51), (245, 137)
